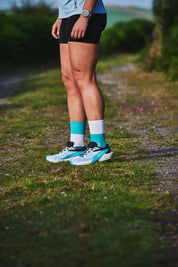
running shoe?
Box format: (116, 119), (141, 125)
(46, 141), (86, 163)
(70, 141), (113, 166)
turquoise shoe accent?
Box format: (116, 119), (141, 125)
(91, 149), (108, 163)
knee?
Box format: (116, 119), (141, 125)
(61, 72), (72, 88)
(61, 72), (81, 96)
(72, 69), (94, 92)
(73, 72), (83, 90)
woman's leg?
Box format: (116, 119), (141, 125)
(68, 42), (106, 149)
(68, 42), (104, 120)
(68, 41), (113, 166)
(60, 43), (86, 122)
(60, 43), (87, 148)
(46, 43), (87, 163)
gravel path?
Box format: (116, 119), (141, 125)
(98, 64), (178, 197)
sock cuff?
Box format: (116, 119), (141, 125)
(88, 119), (104, 134)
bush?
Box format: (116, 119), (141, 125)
(147, 0), (178, 79)
(0, 4), (58, 67)
(0, 6), (155, 70)
(100, 19), (155, 55)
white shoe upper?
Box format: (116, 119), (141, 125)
(46, 141), (86, 163)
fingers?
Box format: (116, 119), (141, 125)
(78, 30), (85, 39)
(52, 26), (60, 39)
(51, 24), (58, 39)
(81, 31), (85, 38)
(51, 19), (61, 39)
(71, 28), (75, 39)
(71, 18), (88, 39)
(71, 27), (79, 39)
(71, 29), (86, 39)
(57, 27), (60, 39)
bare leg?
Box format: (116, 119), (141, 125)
(46, 43), (112, 164)
(60, 43), (86, 122)
(68, 42), (104, 120)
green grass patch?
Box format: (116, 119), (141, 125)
(0, 54), (176, 266)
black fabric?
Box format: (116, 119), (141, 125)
(66, 141), (74, 147)
(59, 14), (107, 44)
(87, 142), (98, 148)
(87, 141), (111, 152)
(66, 141), (86, 150)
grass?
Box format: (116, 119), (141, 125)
(0, 54), (177, 266)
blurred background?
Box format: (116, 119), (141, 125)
(0, 0), (177, 78)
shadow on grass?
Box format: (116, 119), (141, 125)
(0, 199), (171, 266)
(0, 103), (23, 112)
(112, 148), (178, 163)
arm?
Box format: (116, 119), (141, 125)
(82, 0), (98, 12)
(51, 17), (62, 39)
(71, 0), (98, 39)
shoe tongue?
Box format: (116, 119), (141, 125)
(88, 142), (97, 148)
(66, 141), (74, 147)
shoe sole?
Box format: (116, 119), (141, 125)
(46, 155), (80, 163)
(98, 151), (113, 162)
(71, 151), (113, 166)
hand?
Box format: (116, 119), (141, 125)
(51, 18), (62, 39)
(71, 16), (89, 39)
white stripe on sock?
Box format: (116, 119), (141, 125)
(70, 134), (85, 147)
(88, 120), (105, 134)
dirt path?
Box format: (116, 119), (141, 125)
(98, 64), (178, 197)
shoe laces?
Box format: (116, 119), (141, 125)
(58, 147), (68, 154)
(58, 141), (74, 154)
(81, 148), (92, 157)
(81, 142), (97, 157)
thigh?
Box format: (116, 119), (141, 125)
(60, 43), (73, 79)
(68, 42), (99, 76)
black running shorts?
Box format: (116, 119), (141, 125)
(59, 14), (107, 44)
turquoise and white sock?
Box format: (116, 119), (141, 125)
(88, 119), (106, 148)
(70, 121), (86, 147)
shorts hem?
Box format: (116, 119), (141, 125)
(59, 40), (100, 45)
